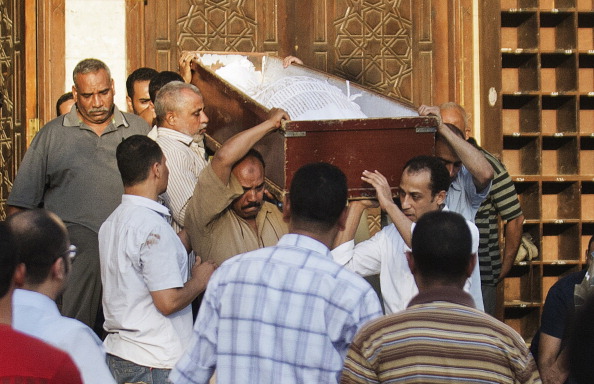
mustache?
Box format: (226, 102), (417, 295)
(242, 201), (261, 209)
(88, 107), (109, 114)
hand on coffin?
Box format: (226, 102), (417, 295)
(179, 51), (196, 83)
(283, 56), (303, 68)
(266, 108), (291, 128)
(418, 104), (441, 120)
(361, 170), (393, 211)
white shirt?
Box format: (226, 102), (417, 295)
(332, 207), (484, 314)
(446, 165), (491, 222)
(99, 194), (192, 369)
(155, 127), (208, 233)
(12, 289), (115, 384)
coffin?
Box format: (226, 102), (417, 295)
(190, 52), (438, 199)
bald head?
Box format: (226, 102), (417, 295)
(440, 102), (469, 139)
(7, 209), (69, 285)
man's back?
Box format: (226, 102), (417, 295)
(171, 233), (382, 384)
(341, 288), (540, 384)
(0, 324), (82, 383)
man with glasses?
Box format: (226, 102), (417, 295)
(8, 209), (115, 384)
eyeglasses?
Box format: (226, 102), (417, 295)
(64, 245), (77, 261)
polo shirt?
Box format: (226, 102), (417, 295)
(475, 149), (523, 285)
(7, 105), (150, 232)
(170, 233), (383, 384)
(184, 164), (288, 265)
(445, 165), (491, 223)
(99, 194), (192, 369)
(341, 287), (541, 384)
(332, 206), (484, 313)
(155, 127), (208, 232)
(0, 324), (82, 383)
(12, 289), (114, 384)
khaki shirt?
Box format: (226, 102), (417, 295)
(185, 165), (288, 265)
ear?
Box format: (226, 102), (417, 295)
(111, 78), (115, 95)
(51, 257), (67, 281)
(282, 195), (291, 223)
(165, 110), (176, 126)
(336, 206), (348, 232)
(126, 95), (133, 113)
(13, 263), (26, 288)
(406, 251), (417, 275)
(466, 253), (477, 278)
(71, 85), (77, 100)
(434, 190), (446, 206)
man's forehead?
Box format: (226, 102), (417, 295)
(75, 70), (112, 89)
(400, 169), (431, 192)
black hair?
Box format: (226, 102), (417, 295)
(56, 92), (74, 116)
(412, 210), (472, 283)
(403, 155), (451, 196)
(7, 209), (69, 285)
(0, 222), (17, 297)
(149, 71), (185, 103)
(126, 67), (158, 98)
(289, 162), (347, 231)
(233, 148), (265, 170)
(116, 135), (164, 187)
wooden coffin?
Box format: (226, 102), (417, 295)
(190, 52), (438, 199)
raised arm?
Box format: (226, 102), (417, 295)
(419, 105), (493, 191)
(210, 108), (289, 185)
(333, 200), (378, 248)
(361, 170), (414, 247)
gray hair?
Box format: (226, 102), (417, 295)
(154, 81), (203, 124)
(73, 59), (111, 87)
(440, 102), (470, 131)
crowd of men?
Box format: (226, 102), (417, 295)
(1, 54), (589, 384)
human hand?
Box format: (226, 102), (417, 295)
(267, 108), (290, 128)
(350, 199), (380, 210)
(191, 255), (218, 292)
(178, 51), (196, 83)
(361, 170), (394, 211)
(283, 56), (303, 68)
(418, 104), (441, 118)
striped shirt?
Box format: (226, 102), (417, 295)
(340, 287), (541, 384)
(155, 127), (208, 232)
(170, 233), (383, 384)
(475, 149), (523, 285)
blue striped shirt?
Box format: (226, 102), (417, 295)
(170, 233), (383, 384)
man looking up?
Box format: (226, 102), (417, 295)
(184, 108), (290, 265)
(170, 162), (382, 384)
(153, 81), (209, 232)
(126, 67), (158, 126)
(440, 102), (524, 315)
(9, 209), (115, 384)
(0, 222), (82, 383)
(99, 135), (216, 384)
(332, 156), (484, 313)
(340, 211), (540, 384)
(418, 104), (493, 222)
(7, 58), (150, 333)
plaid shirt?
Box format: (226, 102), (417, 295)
(170, 234), (382, 384)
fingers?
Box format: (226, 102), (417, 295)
(283, 56), (303, 68)
(418, 104), (440, 118)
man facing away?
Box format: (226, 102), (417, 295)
(332, 155), (484, 313)
(170, 162), (383, 384)
(99, 135), (216, 384)
(184, 108), (290, 265)
(340, 210), (541, 384)
(0, 222), (82, 383)
(7, 58), (151, 333)
(9, 209), (115, 384)
(440, 102), (525, 315)
(418, 104), (493, 222)
(153, 81), (209, 233)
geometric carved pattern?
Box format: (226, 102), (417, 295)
(177, 1), (259, 53)
(333, 0), (413, 103)
(0, 0), (23, 220)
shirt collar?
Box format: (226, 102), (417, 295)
(407, 286), (476, 308)
(121, 194), (171, 217)
(63, 104), (129, 132)
(156, 127), (194, 146)
(277, 233), (331, 258)
(13, 289), (61, 316)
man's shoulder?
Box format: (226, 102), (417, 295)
(119, 111), (151, 134)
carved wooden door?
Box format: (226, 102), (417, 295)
(0, 0), (25, 220)
(128, 0), (449, 108)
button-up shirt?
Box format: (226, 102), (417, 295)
(169, 233), (383, 384)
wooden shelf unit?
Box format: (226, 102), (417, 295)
(499, 0), (592, 342)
